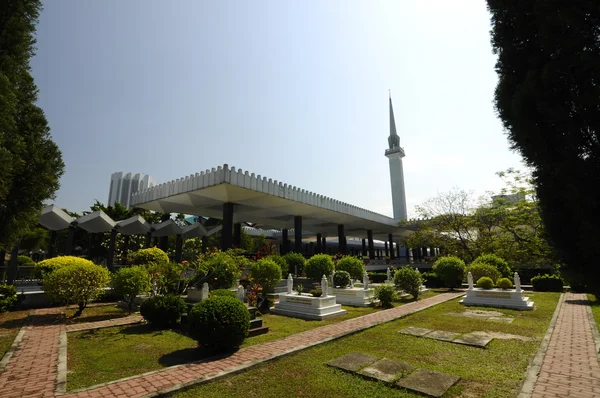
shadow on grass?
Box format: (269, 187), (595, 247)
(0, 317), (29, 330)
(158, 346), (240, 367)
(564, 299), (594, 306)
(28, 313), (62, 326)
(64, 313), (130, 325)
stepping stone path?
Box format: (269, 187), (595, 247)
(399, 327), (501, 347)
(327, 352), (459, 396)
(445, 309), (514, 323)
(426, 330), (461, 342)
(359, 358), (413, 382)
(398, 326), (432, 336)
(452, 332), (493, 347)
(396, 369), (460, 398)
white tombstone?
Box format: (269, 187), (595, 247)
(237, 285), (245, 302)
(363, 271), (369, 290)
(514, 272), (522, 292)
(467, 271), (474, 290)
(350, 279), (355, 288)
(287, 273), (293, 294)
(386, 267), (391, 283)
(321, 275), (328, 297)
(201, 282), (209, 300)
(330, 273), (335, 288)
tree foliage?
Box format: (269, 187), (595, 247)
(0, 0), (64, 250)
(487, 1), (600, 292)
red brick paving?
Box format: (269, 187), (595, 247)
(531, 293), (600, 398)
(65, 315), (142, 332)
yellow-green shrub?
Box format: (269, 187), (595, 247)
(35, 256), (93, 279)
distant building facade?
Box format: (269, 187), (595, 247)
(108, 172), (156, 209)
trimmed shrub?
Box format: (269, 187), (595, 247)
(111, 266), (151, 313)
(432, 256), (466, 289)
(367, 272), (388, 283)
(250, 258), (282, 293)
(467, 263), (501, 285)
(0, 285), (18, 312)
(265, 255), (288, 276)
(210, 289), (237, 299)
(140, 295), (186, 328)
(393, 267), (423, 300)
(335, 256), (365, 281)
(496, 277), (513, 289)
(35, 255), (81, 278)
(531, 274), (564, 292)
(422, 271), (445, 288)
(333, 270), (351, 288)
(304, 254), (334, 281)
(309, 289), (322, 297)
(374, 285), (396, 308)
(472, 253), (511, 277)
(283, 252), (305, 276)
(198, 252), (241, 290)
(129, 247), (169, 266)
(188, 296), (250, 353)
(477, 276), (494, 289)
(18, 255), (34, 266)
(44, 260), (110, 316)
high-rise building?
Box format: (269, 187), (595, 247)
(108, 172), (156, 209)
(385, 94), (408, 221)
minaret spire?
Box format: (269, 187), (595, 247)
(385, 93), (407, 221)
(388, 94), (400, 150)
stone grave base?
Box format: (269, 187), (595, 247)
(328, 287), (376, 307)
(271, 293), (346, 320)
(398, 327), (493, 348)
(460, 288), (534, 310)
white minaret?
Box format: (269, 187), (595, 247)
(385, 94), (408, 221)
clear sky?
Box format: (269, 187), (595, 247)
(32, 0), (524, 217)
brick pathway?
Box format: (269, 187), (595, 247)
(531, 293), (600, 398)
(65, 315), (142, 332)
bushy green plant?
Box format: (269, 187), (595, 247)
(467, 263), (501, 285)
(188, 296), (250, 353)
(17, 255), (34, 266)
(35, 256), (81, 279)
(422, 271), (445, 288)
(304, 254), (334, 281)
(333, 270), (351, 288)
(0, 285), (18, 312)
(309, 289), (322, 297)
(374, 285), (396, 308)
(335, 256), (365, 281)
(472, 253), (511, 277)
(531, 274), (564, 292)
(146, 261), (187, 295)
(266, 254), (288, 276)
(44, 260), (110, 316)
(128, 247), (169, 266)
(283, 252), (305, 276)
(393, 267), (423, 300)
(477, 276), (494, 289)
(196, 252), (241, 290)
(111, 266), (151, 313)
(140, 295), (186, 328)
(210, 289), (237, 299)
(296, 284), (304, 295)
(496, 277), (513, 289)
(432, 256), (466, 289)
(367, 272), (388, 283)
(250, 258), (282, 293)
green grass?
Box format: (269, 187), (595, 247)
(586, 294), (600, 330)
(172, 292), (560, 398)
(0, 309), (29, 358)
(66, 291), (440, 390)
(62, 304), (129, 324)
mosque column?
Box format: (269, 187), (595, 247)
(282, 229), (289, 254)
(322, 237), (327, 253)
(233, 223), (242, 248)
(362, 239), (367, 257)
(367, 230), (375, 259)
(316, 233), (322, 254)
(385, 242), (389, 257)
(65, 224), (76, 255)
(295, 216), (303, 253)
(221, 203), (234, 250)
(48, 230), (57, 259)
(338, 224), (347, 255)
(388, 234), (395, 259)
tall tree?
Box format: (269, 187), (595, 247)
(0, 0), (64, 250)
(487, 1), (600, 291)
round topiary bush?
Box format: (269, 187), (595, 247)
(18, 255), (34, 266)
(393, 267), (423, 300)
(374, 285), (396, 308)
(476, 276), (494, 289)
(0, 285), (18, 312)
(209, 289), (238, 299)
(304, 254), (335, 281)
(496, 277), (513, 289)
(472, 253), (511, 277)
(111, 266), (151, 313)
(250, 258), (282, 293)
(265, 255), (288, 276)
(43, 260), (110, 316)
(466, 263), (500, 285)
(35, 255), (83, 278)
(335, 256), (365, 281)
(129, 247), (169, 266)
(333, 270), (351, 288)
(283, 252), (305, 276)
(188, 296), (250, 353)
(140, 295), (187, 328)
(199, 252), (241, 290)
(432, 256), (466, 289)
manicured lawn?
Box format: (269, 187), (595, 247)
(173, 292), (560, 398)
(66, 290), (441, 390)
(62, 304), (129, 324)
(0, 309), (29, 358)
(586, 294), (600, 329)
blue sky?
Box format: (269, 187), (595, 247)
(32, 0), (524, 217)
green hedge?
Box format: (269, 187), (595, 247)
(531, 274), (564, 292)
(140, 295), (187, 328)
(367, 272), (387, 283)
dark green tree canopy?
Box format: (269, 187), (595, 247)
(0, 0), (64, 250)
(487, 1), (600, 291)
